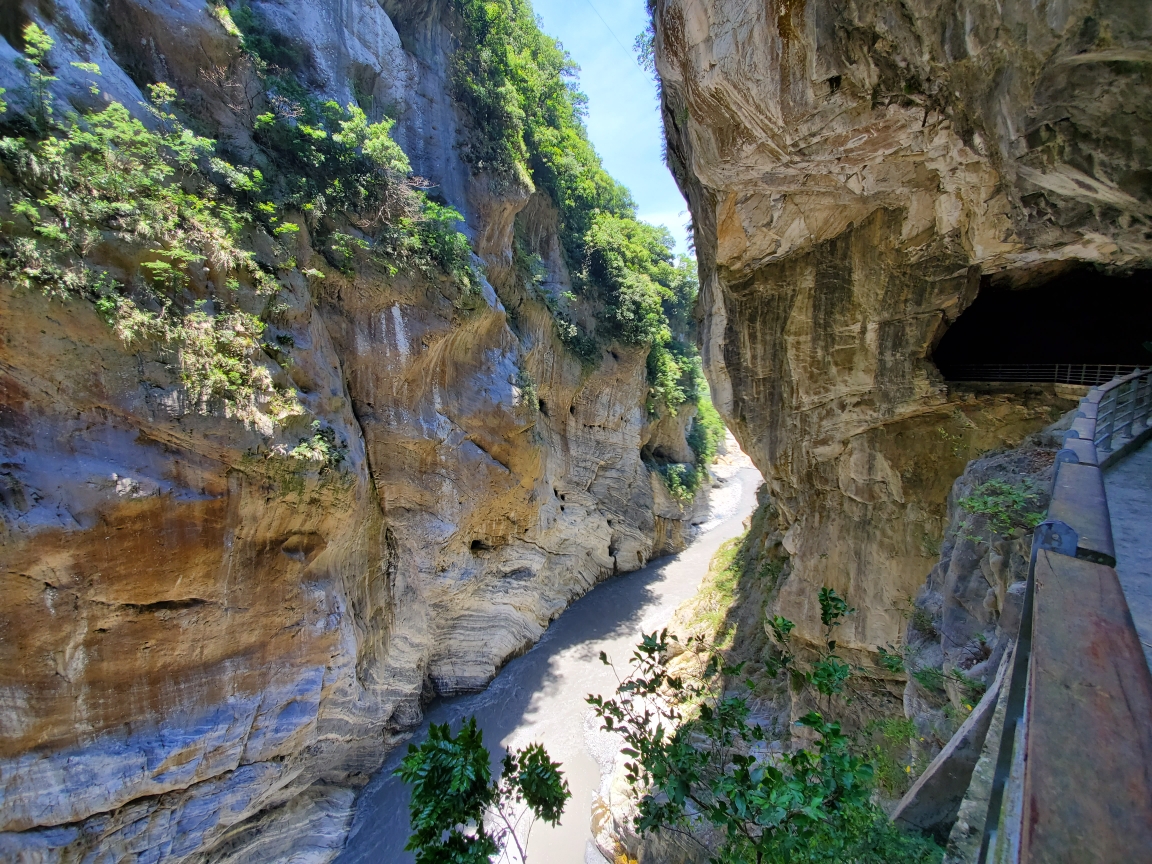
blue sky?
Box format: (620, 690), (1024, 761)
(531, 0), (691, 256)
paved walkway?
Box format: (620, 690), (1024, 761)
(1104, 437), (1152, 670)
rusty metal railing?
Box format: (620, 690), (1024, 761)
(977, 368), (1152, 863)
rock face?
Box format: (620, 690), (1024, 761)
(0, 2), (704, 861)
(898, 420), (1066, 805)
(651, 0), (1149, 655)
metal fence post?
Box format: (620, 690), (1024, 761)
(1118, 380), (1136, 441)
(1098, 389), (1118, 453)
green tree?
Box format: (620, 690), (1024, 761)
(396, 718), (571, 864)
(15, 23), (57, 131)
(587, 592), (943, 863)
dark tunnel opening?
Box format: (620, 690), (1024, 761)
(932, 266), (1152, 383)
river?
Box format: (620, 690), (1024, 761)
(336, 459), (762, 864)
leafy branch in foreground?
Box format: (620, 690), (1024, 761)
(762, 587), (855, 697)
(588, 606), (942, 862)
(396, 717), (570, 864)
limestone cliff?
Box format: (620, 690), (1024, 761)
(0, 2), (707, 861)
(651, 0), (1149, 657)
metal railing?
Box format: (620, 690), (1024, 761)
(1094, 368), (1152, 453)
(978, 367), (1152, 863)
(942, 363), (1141, 385)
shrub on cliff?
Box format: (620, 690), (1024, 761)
(688, 395), (724, 465)
(584, 213), (673, 346)
(649, 386), (725, 504)
(957, 478), (1046, 541)
(0, 23), (476, 426)
(588, 589), (944, 863)
(450, 0), (630, 258)
(225, 6), (479, 294)
(0, 33), (290, 422)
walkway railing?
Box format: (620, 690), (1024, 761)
(978, 368), (1152, 863)
(942, 363), (1141, 385)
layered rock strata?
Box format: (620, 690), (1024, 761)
(0, 2), (704, 861)
(652, 0), (1150, 656)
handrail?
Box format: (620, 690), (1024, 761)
(977, 368), (1152, 863)
(941, 363), (1141, 385)
(1092, 367), (1152, 454)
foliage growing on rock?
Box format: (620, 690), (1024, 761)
(0, 33), (293, 423)
(450, 0), (700, 411)
(227, 5), (479, 295)
(288, 421), (348, 472)
(589, 621), (942, 864)
(651, 389), (725, 503)
(0, 22), (476, 427)
(450, 0), (629, 241)
(860, 717), (919, 799)
(687, 395), (724, 463)
(956, 478), (1046, 540)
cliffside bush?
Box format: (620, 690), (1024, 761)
(651, 389), (725, 504)
(450, 0), (630, 251)
(289, 421), (347, 472)
(0, 22), (476, 427)
(860, 717), (919, 798)
(228, 4), (478, 294)
(688, 395), (724, 464)
(589, 589), (943, 863)
(583, 214), (674, 346)
(0, 32), (291, 422)
(957, 478), (1045, 541)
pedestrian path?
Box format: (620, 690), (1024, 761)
(1104, 438), (1152, 670)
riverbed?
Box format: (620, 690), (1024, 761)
(336, 459), (762, 864)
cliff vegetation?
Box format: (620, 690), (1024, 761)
(449, 0), (707, 432)
(590, 520), (944, 863)
(0, 1), (726, 860)
(0, 21), (472, 435)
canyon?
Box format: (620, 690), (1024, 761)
(0, 1), (709, 860)
(1, 0), (1150, 862)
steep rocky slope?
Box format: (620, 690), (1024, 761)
(651, 0), (1149, 659)
(0, 2), (710, 861)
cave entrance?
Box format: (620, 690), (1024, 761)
(933, 266), (1152, 385)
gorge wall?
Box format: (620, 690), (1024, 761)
(652, 0), (1151, 658)
(0, 2), (707, 861)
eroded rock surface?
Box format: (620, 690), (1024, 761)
(652, 0), (1149, 655)
(0, 2), (706, 861)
